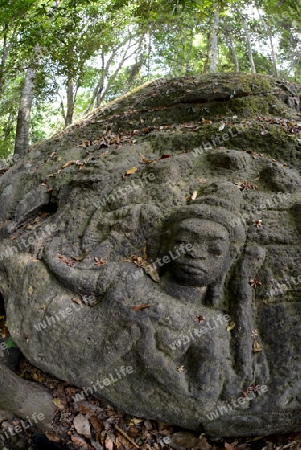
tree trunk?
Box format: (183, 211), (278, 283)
(210, 3), (219, 73)
(0, 25), (16, 96)
(96, 82), (104, 108)
(268, 29), (278, 77)
(96, 37), (142, 108)
(228, 34), (240, 72)
(254, 3), (278, 78)
(14, 67), (36, 158)
(202, 31), (211, 73)
(65, 78), (75, 127)
(0, 25), (9, 95)
(242, 17), (256, 73)
(0, 362), (55, 428)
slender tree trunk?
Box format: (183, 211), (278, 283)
(0, 25), (8, 95)
(65, 78), (75, 127)
(3, 113), (14, 140)
(96, 81), (105, 108)
(289, 31), (297, 80)
(0, 25), (16, 95)
(268, 30), (278, 77)
(254, 3), (278, 78)
(85, 34), (140, 115)
(202, 31), (211, 73)
(228, 34), (240, 72)
(0, 362), (55, 428)
(210, 3), (219, 73)
(85, 81), (101, 114)
(242, 17), (256, 73)
(14, 67), (36, 158)
(96, 36), (143, 107)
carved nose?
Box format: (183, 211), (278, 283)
(187, 245), (207, 259)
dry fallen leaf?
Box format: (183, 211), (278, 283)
(125, 254), (160, 282)
(105, 436), (114, 450)
(57, 254), (75, 267)
(71, 297), (82, 305)
(72, 252), (87, 261)
(253, 219), (263, 228)
(129, 417), (144, 426)
(249, 278), (262, 288)
(124, 255), (144, 267)
(131, 303), (150, 311)
(143, 264), (160, 283)
(44, 432), (61, 443)
(171, 432), (211, 450)
(191, 191), (198, 201)
(253, 340), (262, 352)
(126, 167), (138, 175)
(61, 160), (77, 169)
(227, 321), (235, 331)
(90, 415), (104, 441)
(71, 435), (88, 447)
(38, 211), (49, 220)
(225, 442), (236, 450)
(115, 424), (140, 448)
(140, 154), (155, 164)
(79, 140), (92, 148)
(74, 413), (91, 438)
(194, 315), (205, 324)
(53, 397), (65, 410)
(235, 180), (257, 191)
(186, 190), (199, 202)
(94, 257), (106, 267)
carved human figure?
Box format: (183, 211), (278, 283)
(140, 202), (244, 401)
(42, 182), (268, 410)
(147, 193), (268, 406)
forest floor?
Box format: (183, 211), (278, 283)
(0, 357), (301, 450)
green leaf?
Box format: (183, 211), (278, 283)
(6, 336), (17, 348)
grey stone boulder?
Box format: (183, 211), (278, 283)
(1, 73), (301, 436)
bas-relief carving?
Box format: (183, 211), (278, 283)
(36, 164), (301, 434)
(1, 123), (301, 434)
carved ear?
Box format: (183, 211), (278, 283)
(205, 274), (226, 307)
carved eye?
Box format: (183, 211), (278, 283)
(209, 245), (223, 255)
(175, 239), (188, 245)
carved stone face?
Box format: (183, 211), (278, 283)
(169, 218), (231, 286)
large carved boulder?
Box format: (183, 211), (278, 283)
(1, 73), (301, 436)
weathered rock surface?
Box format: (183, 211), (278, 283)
(1, 73), (301, 436)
